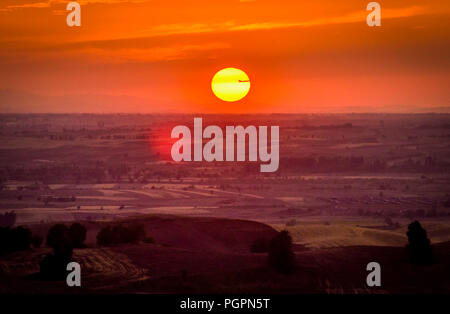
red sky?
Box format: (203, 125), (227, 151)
(0, 0), (449, 113)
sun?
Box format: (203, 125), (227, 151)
(211, 68), (250, 102)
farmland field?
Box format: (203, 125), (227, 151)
(1, 114), (450, 293)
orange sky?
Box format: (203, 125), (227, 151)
(0, 0), (449, 113)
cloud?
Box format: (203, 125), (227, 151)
(134, 5), (434, 38)
(1, 0), (150, 10)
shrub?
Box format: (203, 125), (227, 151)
(68, 223), (87, 248)
(9, 226), (32, 251)
(0, 226), (32, 254)
(46, 224), (73, 257)
(111, 225), (129, 243)
(407, 220), (433, 265)
(97, 226), (114, 246)
(250, 237), (271, 253)
(97, 223), (146, 246)
(268, 230), (295, 274)
(126, 224), (145, 243)
(40, 224), (74, 280)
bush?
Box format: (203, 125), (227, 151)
(10, 226), (32, 251)
(126, 224), (145, 243)
(40, 224), (74, 280)
(407, 220), (433, 265)
(97, 226), (115, 246)
(268, 230), (295, 274)
(46, 224), (73, 257)
(250, 237), (271, 253)
(0, 226), (32, 254)
(97, 223), (146, 247)
(69, 223), (87, 248)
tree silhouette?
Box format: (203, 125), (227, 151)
(97, 223), (146, 246)
(0, 226), (32, 254)
(407, 220), (433, 265)
(268, 230), (295, 274)
(46, 224), (73, 256)
(97, 226), (114, 246)
(41, 224), (73, 280)
(10, 226), (32, 251)
(69, 223), (87, 248)
(31, 234), (43, 248)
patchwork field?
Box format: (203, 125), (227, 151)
(1, 114), (450, 293)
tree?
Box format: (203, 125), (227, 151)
(69, 223), (87, 248)
(126, 224), (145, 244)
(97, 226), (114, 246)
(268, 230), (295, 274)
(97, 223), (146, 246)
(46, 224), (73, 256)
(10, 226), (32, 251)
(41, 224), (74, 280)
(407, 221), (433, 265)
(0, 226), (32, 254)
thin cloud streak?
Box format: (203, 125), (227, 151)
(2, 0), (151, 10)
(135, 6), (435, 38)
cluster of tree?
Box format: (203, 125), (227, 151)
(1, 226), (31, 254)
(295, 123), (353, 130)
(250, 230), (296, 274)
(40, 223), (87, 280)
(358, 208), (449, 218)
(0, 226), (43, 255)
(279, 155), (450, 174)
(2, 164), (106, 184)
(384, 217), (401, 228)
(280, 156), (371, 172)
(48, 134), (76, 141)
(393, 156), (447, 172)
(402, 208), (448, 219)
(96, 223), (145, 246)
